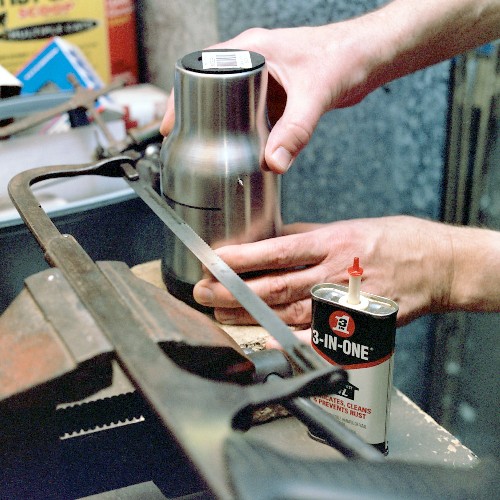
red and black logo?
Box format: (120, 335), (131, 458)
(329, 310), (355, 337)
(312, 301), (396, 368)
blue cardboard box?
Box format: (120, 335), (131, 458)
(16, 36), (104, 95)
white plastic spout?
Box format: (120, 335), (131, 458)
(339, 257), (369, 310)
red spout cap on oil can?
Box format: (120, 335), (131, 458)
(348, 257), (363, 277)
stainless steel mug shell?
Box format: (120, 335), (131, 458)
(160, 49), (282, 307)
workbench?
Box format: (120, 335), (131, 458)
(1, 260), (480, 500)
(80, 260), (477, 499)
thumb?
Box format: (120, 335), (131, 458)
(160, 91), (175, 136)
(265, 90), (325, 174)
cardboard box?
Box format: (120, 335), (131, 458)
(16, 37), (104, 94)
(0, 0), (138, 84)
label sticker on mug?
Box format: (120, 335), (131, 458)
(202, 51), (252, 69)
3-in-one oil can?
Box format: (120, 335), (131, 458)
(310, 264), (398, 454)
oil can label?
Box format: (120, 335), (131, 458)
(311, 295), (396, 448)
(312, 357), (393, 445)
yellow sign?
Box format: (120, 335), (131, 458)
(0, 0), (110, 82)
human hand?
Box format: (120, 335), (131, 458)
(193, 216), (456, 328)
(160, 21), (386, 174)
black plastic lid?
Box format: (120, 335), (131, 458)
(180, 49), (265, 74)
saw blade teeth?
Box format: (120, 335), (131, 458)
(59, 415), (145, 440)
(56, 391), (137, 410)
(55, 391), (148, 437)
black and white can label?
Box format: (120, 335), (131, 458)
(311, 283), (398, 454)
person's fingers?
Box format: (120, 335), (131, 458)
(192, 225), (351, 309)
(214, 232), (328, 274)
(160, 91), (175, 136)
(264, 88), (325, 173)
(193, 262), (334, 309)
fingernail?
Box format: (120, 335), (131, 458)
(271, 146), (293, 173)
(193, 285), (214, 305)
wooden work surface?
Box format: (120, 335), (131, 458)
(132, 259), (271, 350)
(130, 260), (477, 467)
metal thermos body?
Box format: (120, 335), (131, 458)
(160, 50), (282, 307)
